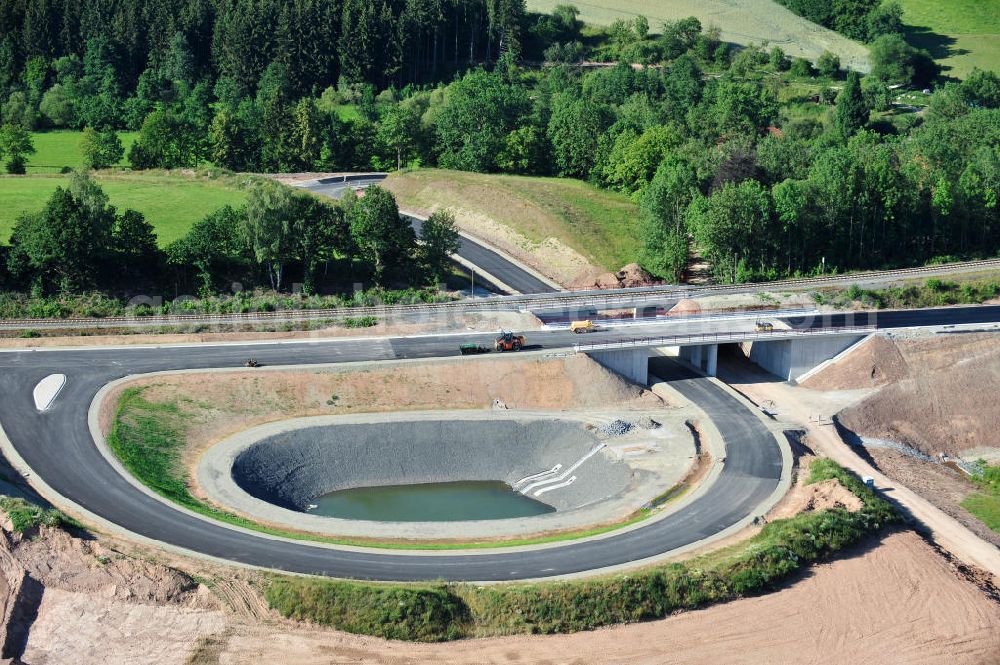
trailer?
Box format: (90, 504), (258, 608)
(459, 343), (491, 355)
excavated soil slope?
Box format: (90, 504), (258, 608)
(0, 519), (222, 664)
(801, 335), (909, 391)
(811, 334), (1000, 456)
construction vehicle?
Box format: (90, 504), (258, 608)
(570, 320), (597, 334)
(244, 358), (261, 367)
(494, 330), (525, 352)
(754, 320), (774, 333)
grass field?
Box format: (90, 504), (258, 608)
(0, 172), (248, 246)
(26, 130), (139, 173)
(962, 462), (1000, 534)
(384, 169), (642, 275)
(526, 0), (870, 69)
(898, 0), (999, 79)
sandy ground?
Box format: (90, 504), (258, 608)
(0, 522), (225, 664)
(831, 333), (1000, 457)
(22, 589), (225, 665)
(199, 531), (998, 665)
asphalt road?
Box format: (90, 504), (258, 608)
(0, 326), (780, 582)
(300, 176), (556, 295)
(0, 305), (995, 581)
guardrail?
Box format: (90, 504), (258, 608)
(573, 325), (878, 352)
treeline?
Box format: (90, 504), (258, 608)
(0, 173), (460, 295)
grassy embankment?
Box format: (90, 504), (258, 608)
(814, 276), (1000, 309)
(963, 462), (1000, 533)
(0, 496), (78, 532)
(106, 387), (678, 550)
(265, 459), (900, 641)
(898, 0), (1000, 79)
(384, 169), (642, 274)
(0, 170), (249, 246)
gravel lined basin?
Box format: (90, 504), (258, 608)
(230, 418), (627, 515)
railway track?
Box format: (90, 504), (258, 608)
(2, 258), (998, 331)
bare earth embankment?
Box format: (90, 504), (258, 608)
(189, 531), (1000, 665)
(0, 520), (225, 665)
(832, 334), (1000, 456)
(804, 332), (1000, 547)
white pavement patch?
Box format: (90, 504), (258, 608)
(33, 374), (66, 411)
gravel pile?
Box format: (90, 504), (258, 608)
(598, 419), (634, 437)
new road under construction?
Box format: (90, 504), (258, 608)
(2, 295), (999, 581)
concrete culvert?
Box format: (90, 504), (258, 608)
(229, 418), (631, 516)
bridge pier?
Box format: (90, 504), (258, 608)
(586, 349), (649, 385)
(677, 343), (718, 376)
(705, 343), (718, 377)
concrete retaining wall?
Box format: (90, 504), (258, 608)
(587, 349), (648, 385)
(741, 335), (865, 381)
(231, 419), (630, 513)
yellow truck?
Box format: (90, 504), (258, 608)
(754, 320), (774, 332)
(570, 320), (597, 334)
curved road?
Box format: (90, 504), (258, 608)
(0, 330), (780, 582)
(5, 305), (994, 581)
(300, 175), (557, 295)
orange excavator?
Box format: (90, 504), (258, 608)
(494, 330), (525, 352)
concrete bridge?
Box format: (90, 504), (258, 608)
(577, 324), (876, 384)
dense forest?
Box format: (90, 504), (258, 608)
(0, 0), (527, 96)
(0, 2), (998, 302)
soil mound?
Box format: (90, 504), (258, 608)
(581, 264), (658, 290)
(668, 299), (702, 316)
(802, 335), (908, 390)
(780, 478), (863, 516)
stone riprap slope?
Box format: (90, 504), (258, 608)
(231, 418), (629, 513)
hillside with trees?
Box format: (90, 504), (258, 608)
(0, 2), (998, 305)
